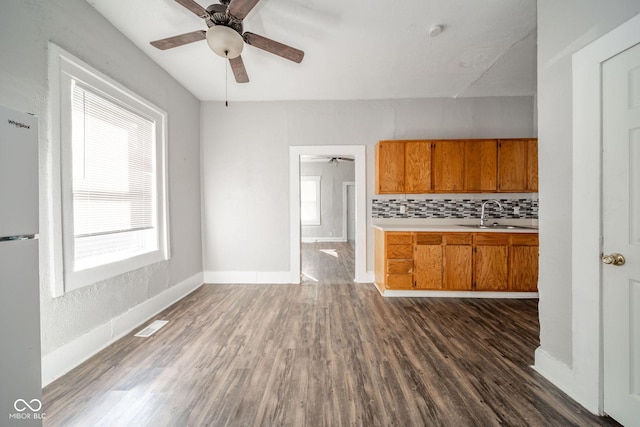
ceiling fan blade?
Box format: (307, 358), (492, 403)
(243, 32), (304, 63)
(229, 55), (249, 83)
(175, 0), (209, 18)
(150, 30), (206, 50)
(228, 0), (261, 20)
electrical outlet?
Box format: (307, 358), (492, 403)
(400, 205), (406, 214)
(514, 206), (520, 215)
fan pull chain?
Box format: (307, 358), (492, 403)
(225, 50), (229, 107)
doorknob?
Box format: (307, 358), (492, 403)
(601, 253), (626, 266)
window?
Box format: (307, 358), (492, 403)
(52, 45), (168, 292)
(300, 176), (321, 225)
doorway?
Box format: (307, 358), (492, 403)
(299, 155), (355, 284)
(289, 145), (367, 284)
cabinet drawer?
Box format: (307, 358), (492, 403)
(386, 274), (414, 288)
(387, 244), (413, 259)
(415, 233), (442, 245)
(474, 233), (510, 245)
(510, 234), (539, 245)
(387, 233), (413, 244)
(444, 233), (472, 245)
(387, 259), (413, 274)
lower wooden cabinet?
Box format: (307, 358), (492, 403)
(474, 234), (509, 291)
(414, 234), (443, 289)
(374, 230), (538, 292)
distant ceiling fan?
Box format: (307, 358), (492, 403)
(304, 156), (355, 167)
(150, 0), (304, 84)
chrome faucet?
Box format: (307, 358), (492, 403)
(480, 199), (504, 226)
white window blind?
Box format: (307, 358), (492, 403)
(70, 82), (158, 270)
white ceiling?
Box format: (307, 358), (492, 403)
(87, 0), (537, 102)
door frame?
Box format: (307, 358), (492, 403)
(343, 181), (355, 243)
(289, 145), (367, 283)
(571, 13), (640, 414)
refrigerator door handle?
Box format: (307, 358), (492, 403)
(0, 234), (38, 242)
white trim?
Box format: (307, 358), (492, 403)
(532, 348), (576, 400)
(204, 271), (292, 284)
(41, 272), (203, 386)
(343, 181), (355, 244)
(290, 146), (367, 284)
(538, 12), (640, 415)
(301, 237), (347, 243)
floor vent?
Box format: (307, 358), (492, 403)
(134, 320), (169, 338)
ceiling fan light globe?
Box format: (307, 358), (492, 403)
(206, 25), (244, 59)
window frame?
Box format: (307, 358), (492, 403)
(50, 44), (169, 294)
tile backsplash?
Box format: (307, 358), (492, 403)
(372, 198), (538, 219)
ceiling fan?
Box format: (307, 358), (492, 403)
(150, 0), (304, 84)
(303, 156), (355, 166)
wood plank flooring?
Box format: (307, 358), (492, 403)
(301, 242), (354, 285)
(43, 245), (620, 426)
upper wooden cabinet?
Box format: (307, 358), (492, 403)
(375, 141), (405, 193)
(526, 139), (538, 192)
(405, 141), (432, 193)
(464, 139), (498, 192)
(432, 140), (465, 192)
(375, 138), (538, 194)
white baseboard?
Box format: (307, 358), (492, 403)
(301, 237), (348, 243)
(532, 347), (580, 402)
(380, 290), (539, 298)
(204, 271), (293, 284)
(41, 272), (203, 387)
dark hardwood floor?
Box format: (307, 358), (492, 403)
(43, 244), (620, 426)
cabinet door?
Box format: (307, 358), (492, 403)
(376, 141), (405, 193)
(414, 244), (443, 289)
(474, 234), (509, 291)
(497, 140), (528, 192)
(443, 245), (472, 290)
(432, 140), (465, 192)
(464, 140), (497, 192)
(509, 234), (539, 291)
(509, 246), (538, 291)
(527, 139), (538, 192)
(405, 141), (432, 193)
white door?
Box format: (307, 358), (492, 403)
(602, 41), (640, 426)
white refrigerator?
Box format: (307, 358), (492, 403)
(0, 104), (43, 426)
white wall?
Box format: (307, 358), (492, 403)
(0, 0), (203, 383)
(300, 160), (355, 241)
(535, 0), (640, 412)
(201, 97), (535, 280)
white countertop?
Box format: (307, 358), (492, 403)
(372, 218), (538, 233)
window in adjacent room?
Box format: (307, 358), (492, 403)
(51, 45), (169, 292)
(300, 176), (321, 226)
